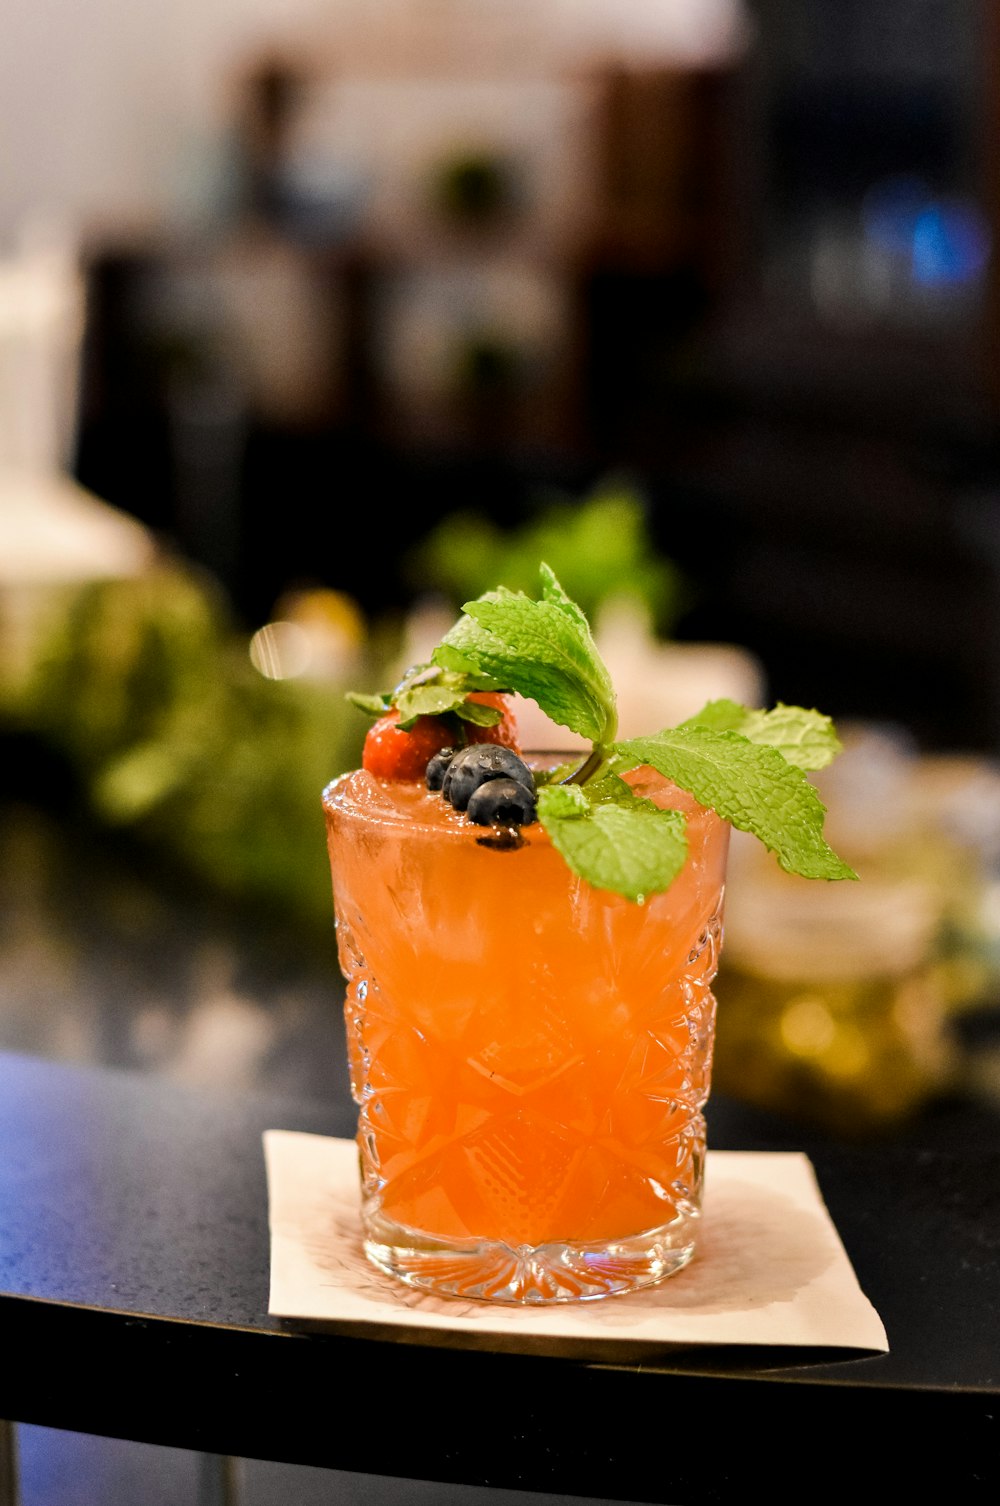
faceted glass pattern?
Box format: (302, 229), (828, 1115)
(324, 760), (729, 1303)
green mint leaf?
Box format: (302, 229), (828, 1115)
(538, 782), (688, 901)
(394, 691), (502, 730)
(536, 560), (594, 637)
(579, 768), (639, 806)
(432, 565), (617, 743)
(682, 699), (843, 771)
(395, 685), (465, 723)
(395, 682), (502, 727)
(352, 663), (509, 729)
(345, 691), (391, 718)
(538, 782), (590, 818)
(614, 726), (857, 881)
(393, 662), (506, 698)
(454, 700), (501, 727)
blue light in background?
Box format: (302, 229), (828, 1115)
(863, 174), (990, 291)
(911, 202), (990, 287)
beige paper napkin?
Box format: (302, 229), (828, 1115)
(263, 1130), (888, 1356)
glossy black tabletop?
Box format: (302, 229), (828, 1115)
(1, 1048), (999, 1503)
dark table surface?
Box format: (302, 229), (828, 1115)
(2, 1047), (999, 1504)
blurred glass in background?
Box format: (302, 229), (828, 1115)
(716, 722), (1000, 1135)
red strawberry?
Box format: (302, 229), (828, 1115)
(362, 693), (521, 781)
(464, 692), (521, 753)
(362, 710), (456, 781)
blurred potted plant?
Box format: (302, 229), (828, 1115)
(400, 476), (764, 744)
(6, 557), (368, 942)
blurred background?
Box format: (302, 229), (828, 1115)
(4, 1), (1000, 1496)
(5, 0), (1000, 1137)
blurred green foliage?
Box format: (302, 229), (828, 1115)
(404, 479), (689, 638)
(7, 560), (367, 941)
(1, 480), (687, 942)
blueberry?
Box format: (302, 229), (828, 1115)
(467, 777), (537, 827)
(425, 747), (459, 791)
(442, 744), (535, 811)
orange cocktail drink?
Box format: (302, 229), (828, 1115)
(323, 756), (730, 1303)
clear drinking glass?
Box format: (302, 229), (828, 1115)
(323, 755), (731, 1304)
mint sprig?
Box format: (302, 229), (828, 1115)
(348, 564), (857, 900)
(611, 729), (854, 881)
(680, 698), (843, 771)
(347, 662), (507, 731)
(538, 778), (689, 903)
(433, 562), (618, 744)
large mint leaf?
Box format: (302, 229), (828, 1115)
(614, 727), (857, 881)
(433, 569), (617, 743)
(537, 560), (593, 637)
(538, 783), (688, 901)
(682, 698), (842, 771)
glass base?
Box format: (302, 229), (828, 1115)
(361, 1206), (700, 1304)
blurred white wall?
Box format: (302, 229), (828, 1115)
(0, 0), (332, 246)
(0, 0), (747, 249)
